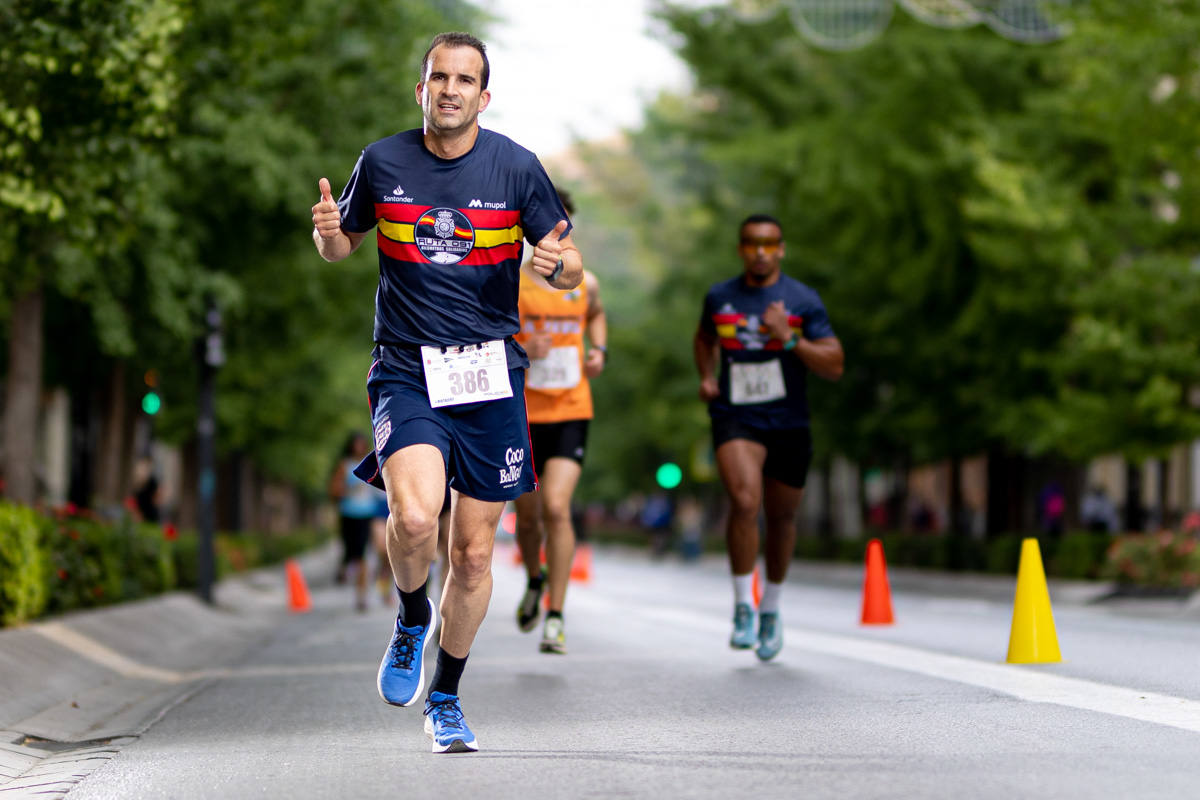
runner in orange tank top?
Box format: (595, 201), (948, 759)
(512, 188), (607, 654)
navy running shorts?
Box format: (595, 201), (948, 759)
(711, 415), (813, 489)
(353, 346), (536, 502)
(528, 419), (590, 476)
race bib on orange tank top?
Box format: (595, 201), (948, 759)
(516, 271), (594, 423)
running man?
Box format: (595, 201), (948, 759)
(512, 187), (606, 654)
(694, 213), (843, 661)
(311, 31), (582, 753)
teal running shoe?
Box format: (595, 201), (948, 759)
(756, 611), (783, 661)
(424, 691), (479, 753)
(377, 598), (435, 707)
(730, 602), (756, 649)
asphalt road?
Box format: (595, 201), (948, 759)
(63, 543), (1200, 799)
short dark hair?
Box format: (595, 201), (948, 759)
(739, 213), (783, 238)
(556, 186), (575, 217)
(421, 32), (490, 90)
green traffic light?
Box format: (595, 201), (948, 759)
(656, 462), (682, 490)
(142, 391), (161, 415)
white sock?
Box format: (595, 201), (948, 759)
(760, 581), (783, 614)
(732, 572), (754, 608)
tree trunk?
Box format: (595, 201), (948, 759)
(3, 285), (44, 505)
(94, 361), (127, 509)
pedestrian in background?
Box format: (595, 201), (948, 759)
(329, 432), (377, 612)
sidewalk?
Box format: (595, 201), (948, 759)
(0, 543), (337, 744)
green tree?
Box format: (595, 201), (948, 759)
(0, 0), (185, 504)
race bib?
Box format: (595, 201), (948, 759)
(526, 346), (581, 390)
(729, 359), (786, 405)
(421, 340), (513, 408)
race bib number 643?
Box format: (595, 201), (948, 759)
(729, 359), (787, 405)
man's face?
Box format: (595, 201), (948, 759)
(416, 44), (491, 135)
(738, 221), (785, 281)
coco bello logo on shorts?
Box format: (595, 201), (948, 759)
(499, 446), (524, 487)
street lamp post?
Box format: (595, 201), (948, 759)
(196, 299), (224, 604)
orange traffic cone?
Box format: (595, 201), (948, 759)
(752, 565), (762, 609)
(570, 543), (593, 584)
(860, 538), (894, 625)
(286, 559), (312, 613)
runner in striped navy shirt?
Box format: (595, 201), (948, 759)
(694, 213), (843, 663)
(311, 31), (582, 754)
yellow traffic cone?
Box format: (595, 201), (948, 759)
(1005, 538), (1062, 664)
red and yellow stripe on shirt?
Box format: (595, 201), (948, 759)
(373, 204), (523, 266)
(713, 312), (804, 350)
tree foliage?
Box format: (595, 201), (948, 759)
(573, 1), (1200, 503)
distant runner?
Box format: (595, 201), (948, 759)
(694, 213), (843, 661)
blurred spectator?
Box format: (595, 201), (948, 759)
(1038, 481), (1066, 537)
(676, 496), (704, 561)
(329, 432), (376, 611)
(1080, 484), (1119, 533)
(641, 493), (674, 557)
(132, 458), (162, 523)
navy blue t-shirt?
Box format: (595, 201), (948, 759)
(337, 128), (571, 369)
(699, 274), (836, 429)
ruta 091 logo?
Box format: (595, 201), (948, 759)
(415, 207), (474, 264)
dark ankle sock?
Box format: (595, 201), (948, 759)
(527, 571), (545, 591)
(429, 648), (468, 697)
(398, 583), (430, 628)
(546, 610), (563, 621)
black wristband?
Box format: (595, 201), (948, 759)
(548, 259), (564, 283)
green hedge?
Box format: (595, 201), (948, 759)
(0, 503), (49, 626)
(812, 531), (1115, 579)
(0, 501), (330, 628)
(593, 520), (1119, 580)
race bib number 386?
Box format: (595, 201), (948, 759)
(421, 339), (513, 408)
(729, 359), (787, 405)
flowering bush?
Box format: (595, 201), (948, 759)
(1102, 530), (1200, 590)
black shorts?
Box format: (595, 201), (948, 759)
(711, 416), (813, 489)
(339, 515), (371, 563)
(528, 419), (590, 478)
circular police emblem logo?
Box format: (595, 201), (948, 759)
(415, 207), (475, 264)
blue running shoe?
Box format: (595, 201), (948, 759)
(756, 611), (783, 661)
(423, 691), (478, 753)
(377, 598), (435, 707)
(730, 602), (756, 649)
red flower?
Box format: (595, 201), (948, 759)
(56, 569), (68, 580)
(163, 523), (178, 541)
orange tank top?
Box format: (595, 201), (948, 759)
(516, 270), (593, 423)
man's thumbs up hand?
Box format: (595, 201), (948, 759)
(531, 220), (570, 279)
(312, 178), (341, 239)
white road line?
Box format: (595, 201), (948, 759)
(640, 607), (1200, 735)
(32, 623), (189, 684)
